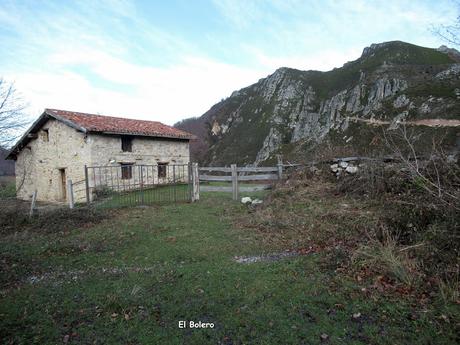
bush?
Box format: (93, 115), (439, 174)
(353, 225), (422, 287)
(335, 152), (459, 298)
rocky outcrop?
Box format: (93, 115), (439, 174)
(180, 41), (459, 165)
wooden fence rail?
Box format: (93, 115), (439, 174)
(199, 157), (284, 200)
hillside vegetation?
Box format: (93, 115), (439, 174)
(175, 41), (460, 165)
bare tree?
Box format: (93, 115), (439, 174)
(383, 125), (460, 210)
(432, 3), (460, 47)
(0, 78), (29, 148)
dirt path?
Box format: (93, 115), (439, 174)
(348, 117), (460, 127)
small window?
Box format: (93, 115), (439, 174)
(120, 163), (133, 179)
(43, 129), (49, 142)
(158, 162), (168, 178)
(121, 136), (133, 152)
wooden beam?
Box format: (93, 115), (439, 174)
(231, 164), (238, 201)
(277, 155), (283, 179)
(238, 174), (278, 181)
(237, 167), (278, 172)
(199, 175), (232, 181)
(67, 179), (74, 209)
(192, 163), (200, 201)
(201, 185), (271, 192)
(199, 167), (232, 172)
(29, 190), (37, 217)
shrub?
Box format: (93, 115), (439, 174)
(352, 226), (422, 287)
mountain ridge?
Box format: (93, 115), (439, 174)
(175, 41), (460, 165)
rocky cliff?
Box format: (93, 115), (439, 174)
(176, 41), (460, 165)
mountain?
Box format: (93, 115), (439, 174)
(174, 116), (209, 163)
(176, 41), (460, 165)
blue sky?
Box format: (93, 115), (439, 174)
(0, 0), (456, 125)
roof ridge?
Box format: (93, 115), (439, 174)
(45, 108), (164, 125)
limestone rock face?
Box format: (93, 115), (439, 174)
(179, 41), (460, 165)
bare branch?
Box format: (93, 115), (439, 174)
(0, 78), (30, 147)
(431, 3), (460, 47)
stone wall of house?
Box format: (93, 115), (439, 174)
(15, 121), (190, 203)
(88, 135), (190, 194)
(15, 119), (91, 202)
(90, 135), (190, 166)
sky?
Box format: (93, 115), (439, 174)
(0, 0), (456, 125)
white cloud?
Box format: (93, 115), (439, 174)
(6, 53), (267, 125)
(1, 0), (457, 128)
(245, 46), (363, 71)
(0, 0), (268, 125)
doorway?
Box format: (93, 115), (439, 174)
(59, 168), (66, 201)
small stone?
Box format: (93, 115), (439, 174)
(320, 333), (329, 341)
(352, 312), (361, 319)
(345, 166), (358, 174)
(241, 197), (252, 204)
(339, 161), (349, 168)
(251, 199), (263, 205)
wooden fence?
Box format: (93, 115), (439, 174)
(199, 163), (283, 200)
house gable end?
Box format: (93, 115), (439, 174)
(6, 111), (88, 160)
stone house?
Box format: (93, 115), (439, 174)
(6, 109), (193, 202)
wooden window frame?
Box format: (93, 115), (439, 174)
(158, 162), (168, 178)
(121, 136), (133, 152)
(120, 163), (133, 179)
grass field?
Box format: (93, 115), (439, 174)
(0, 190), (458, 344)
(0, 176), (15, 199)
(94, 184), (191, 208)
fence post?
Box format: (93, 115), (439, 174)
(277, 155), (283, 180)
(188, 162), (192, 201)
(84, 165), (91, 204)
(192, 163), (200, 201)
(173, 165), (177, 203)
(231, 164), (238, 201)
(67, 179), (74, 209)
(29, 190), (37, 217)
(139, 165), (144, 205)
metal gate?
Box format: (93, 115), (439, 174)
(82, 164), (192, 207)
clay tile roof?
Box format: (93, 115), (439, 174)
(45, 108), (194, 140)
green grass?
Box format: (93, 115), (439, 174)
(0, 177), (15, 199)
(0, 193), (457, 344)
(94, 184), (191, 208)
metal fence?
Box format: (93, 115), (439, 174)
(78, 164), (192, 207)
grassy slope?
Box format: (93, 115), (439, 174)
(1, 192), (457, 344)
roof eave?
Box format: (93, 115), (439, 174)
(47, 111), (88, 134)
(5, 112), (47, 160)
(98, 131), (193, 141)
(6, 110), (88, 160)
